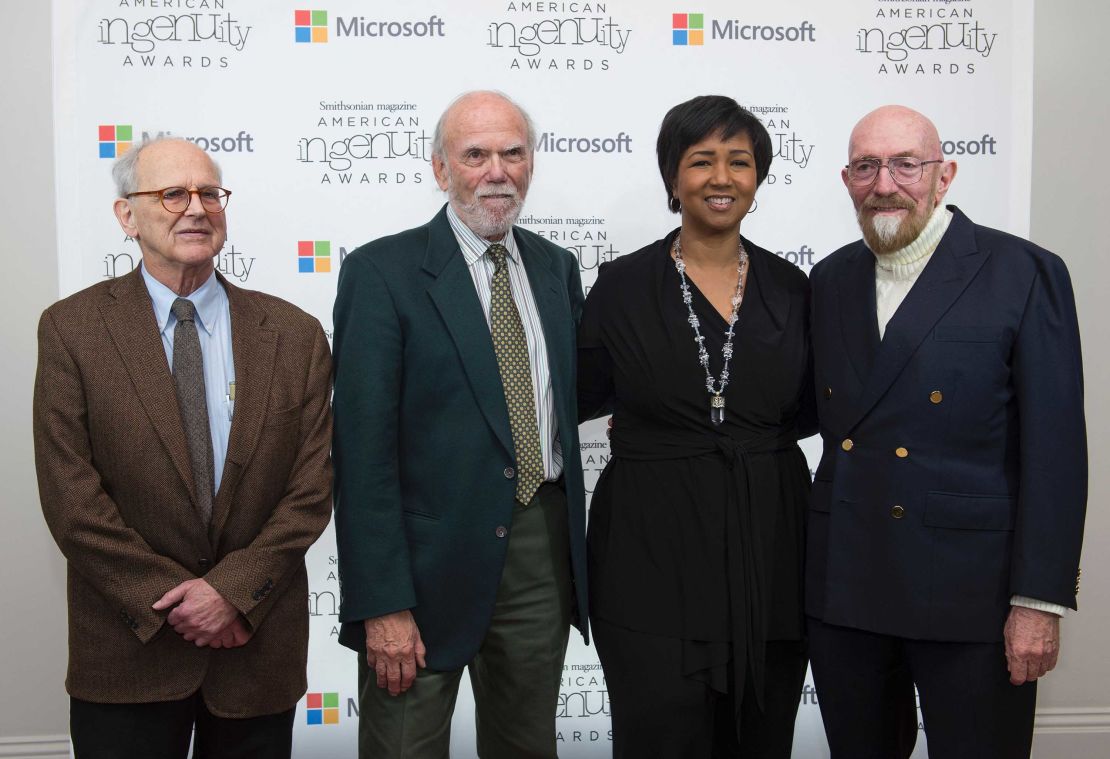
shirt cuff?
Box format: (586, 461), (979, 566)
(1010, 595), (1068, 617)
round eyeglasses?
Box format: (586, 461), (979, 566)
(125, 186), (232, 214)
(845, 158), (943, 186)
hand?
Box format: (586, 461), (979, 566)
(365, 610), (426, 696)
(207, 617), (252, 649)
(153, 578), (240, 647)
(606, 415), (612, 439)
(1004, 606), (1061, 685)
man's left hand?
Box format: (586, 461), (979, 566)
(1003, 606), (1060, 685)
(153, 578), (240, 647)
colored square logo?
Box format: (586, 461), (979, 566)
(672, 12), (704, 45)
(295, 9), (328, 43)
(298, 241), (331, 273)
(305, 692), (340, 725)
(98, 124), (133, 158)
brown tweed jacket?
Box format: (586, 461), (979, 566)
(33, 268), (333, 718)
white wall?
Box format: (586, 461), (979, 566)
(1027, 2), (1110, 753)
(1, 0), (1106, 756)
(0, 1), (70, 757)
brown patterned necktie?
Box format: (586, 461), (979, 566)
(171, 298), (215, 525)
(486, 243), (544, 506)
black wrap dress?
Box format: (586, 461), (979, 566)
(578, 228), (815, 745)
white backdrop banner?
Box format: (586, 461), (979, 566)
(52, 1), (1033, 756)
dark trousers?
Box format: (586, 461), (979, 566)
(808, 617), (1037, 759)
(357, 482), (572, 759)
(70, 691), (295, 759)
(593, 616), (808, 759)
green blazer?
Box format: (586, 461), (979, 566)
(333, 205), (588, 669)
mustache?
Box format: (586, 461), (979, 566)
(475, 182), (519, 200)
(862, 196), (915, 212)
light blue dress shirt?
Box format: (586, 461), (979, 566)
(141, 265), (236, 492)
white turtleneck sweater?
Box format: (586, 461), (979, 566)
(870, 205), (1065, 618)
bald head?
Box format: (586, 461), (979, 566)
(432, 90), (536, 160)
(112, 136), (221, 199)
(848, 105), (942, 163)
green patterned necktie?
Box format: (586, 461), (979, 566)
(486, 243), (544, 506)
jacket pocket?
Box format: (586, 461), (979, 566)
(924, 492), (1016, 531)
(263, 405), (301, 427)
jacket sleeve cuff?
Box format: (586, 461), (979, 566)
(1010, 595), (1068, 617)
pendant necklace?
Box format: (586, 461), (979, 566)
(671, 234), (749, 426)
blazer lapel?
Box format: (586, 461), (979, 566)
(100, 269), (198, 509)
(849, 208), (987, 428)
(516, 230), (572, 427)
(423, 209), (515, 458)
(837, 243), (881, 386)
(211, 276), (278, 540)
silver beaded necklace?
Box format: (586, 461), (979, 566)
(671, 234), (749, 426)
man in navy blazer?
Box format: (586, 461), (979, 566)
(332, 91), (587, 758)
(806, 105), (1086, 758)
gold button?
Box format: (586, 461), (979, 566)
(895, 447), (909, 458)
(891, 504), (905, 519)
(842, 439), (854, 451)
(824, 387), (833, 400)
(930, 390), (943, 404)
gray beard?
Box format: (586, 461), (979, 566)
(452, 191), (523, 241)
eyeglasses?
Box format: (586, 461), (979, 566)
(845, 158), (944, 186)
(125, 186), (232, 214)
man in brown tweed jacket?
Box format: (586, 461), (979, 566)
(33, 137), (333, 758)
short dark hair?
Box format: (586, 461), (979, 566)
(656, 95), (773, 213)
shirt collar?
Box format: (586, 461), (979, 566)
(445, 203), (521, 268)
(140, 263), (225, 337)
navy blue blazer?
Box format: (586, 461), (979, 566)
(806, 206), (1086, 642)
(332, 205), (588, 669)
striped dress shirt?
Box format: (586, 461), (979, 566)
(446, 204), (563, 481)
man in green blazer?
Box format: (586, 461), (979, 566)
(333, 90), (588, 758)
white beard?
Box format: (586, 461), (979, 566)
(870, 214), (903, 245)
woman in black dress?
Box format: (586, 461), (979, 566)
(579, 95), (814, 757)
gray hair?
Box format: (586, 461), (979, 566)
(111, 135), (222, 198)
(431, 90), (537, 161)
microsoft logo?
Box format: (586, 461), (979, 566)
(295, 10), (328, 43)
(672, 13), (704, 46)
(99, 124), (133, 158)
(298, 240), (331, 273)
(305, 692), (339, 725)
